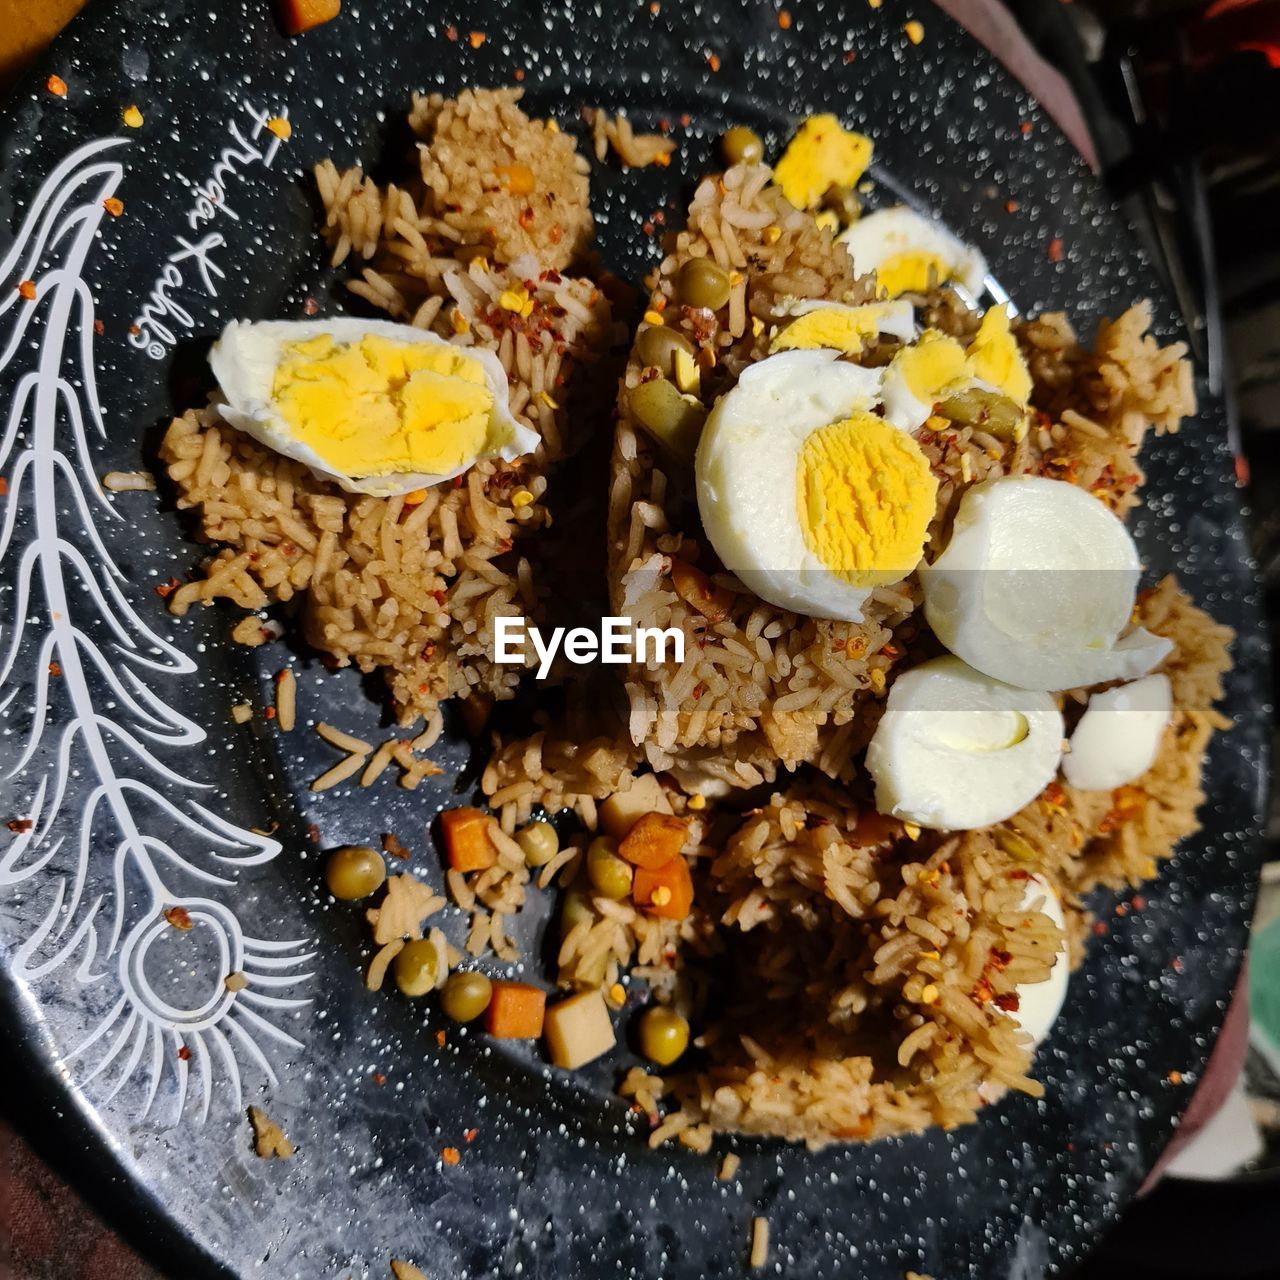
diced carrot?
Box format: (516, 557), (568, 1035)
(632, 856), (694, 920)
(495, 163), (536, 196)
(439, 807), (497, 872)
(619, 812), (689, 870)
(485, 981), (546, 1038)
(278, 0), (341, 36)
(669, 559), (732, 623)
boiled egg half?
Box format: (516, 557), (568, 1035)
(864, 654), (1064, 830)
(921, 475), (1172, 691)
(210, 317), (538, 497)
(695, 349), (937, 622)
(1062, 673), (1172, 791)
(839, 206), (988, 299)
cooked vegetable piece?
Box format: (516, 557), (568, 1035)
(618, 811), (690, 870)
(627, 378), (706, 464)
(936, 386), (1024, 436)
(632, 855), (694, 919)
(485, 981), (547, 1038)
(324, 845), (386, 900)
(600, 774), (673, 839)
(278, 0), (341, 36)
(721, 125), (764, 166)
(441, 970), (493, 1022)
(636, 1006), (690, 1066)
(677, 257), (732, 310)
(440, 807), (498, 872)
(587, 836), (634, 899)
(669, 559), (733, 623)
(559, 887), (595, 935)
(636, 323), (697, 376)
(516, 819), (559, 867)
(544, 989), (617, 1069)
(393, 939), (440, 997)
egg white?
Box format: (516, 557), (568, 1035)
(694, 349), (885, 622)
(1062, 673), (1172, 791)
(839, 206), (988, 299)
(210, 317), (538, 497)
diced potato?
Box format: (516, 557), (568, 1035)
(600, 774), (673, 840)
(543, 989), (616, 1069)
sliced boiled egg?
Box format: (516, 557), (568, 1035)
(880, 305), (1031, 432)
(773, 115), (874, 211)
(695, 349), (936, 622)
(770, 298), (916, 355)
(864, 655), (1064, 831)
(1062, 673), (1172, 791)
(921, 476), (1172, 692)
(210, 317), (538, 497)
(839, 206), (988, 298)
(1008, 874), (1070, 1046)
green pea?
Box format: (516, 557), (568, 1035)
(393, 939), (440, 998)
(517, 820), (560, 868)
(324, 845), (386, 901)
(440, 970), (493, 1022)
(627, 378), (706, 465)
(586, 836), (633, 900)
(637, 1006), (690, 1066)
(636, 323), (697, 376)
(677, 256), (733, 311)
(721, 125), (765, 167)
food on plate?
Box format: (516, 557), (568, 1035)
(160, 98), (1233, 1152)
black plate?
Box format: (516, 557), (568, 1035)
(0, 1), (1267, 1277)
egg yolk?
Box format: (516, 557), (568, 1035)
(272, 334), (494, 478)
(873, 250), (954, 298)
(965, 304), (1031, 405)
(797, 411), (937, 587)
(774, 115), (874, 212)
(895, 330), (970, 403)
(770, 304), (897, 355)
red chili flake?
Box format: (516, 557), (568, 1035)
(1234, 453), (1250, 487)
(442, 1146), (461, 1165)
(468, 30), (486, 47)
(1171, 956), (1184, 973)
(1092, 921), (1109, 937)
(372, 1071), (387, 1086)
(48, 661), (62, 678)
(46, 75), (68, 97)
(7, 818), (33, 834)
(463, 1127), (479, 1143)
(513, 67), (526, 82)
(1042, 782), (1065, 807)
(658, 117), (671, 133)
(382, 833), (411, 861)
(518, 207), (535, 230)
(451, 474), (465, 488)
(994, 992), (1020, 1012)
(129, 323), (141, 336)
(435, 1029), (447, 1047)
(444, 24), (458, 40)
(154, 577), (180, 599)
(263, 706), (276, 720)
(1115, 903), (1128, 917)
(641, 220), (655, 235)
(1168, 1070), (1183, 1085)
(177, 1045), (192, 1062)
(778, 8), (792, 27)
(843, 50), (857, 64)
(680, 112), (692, 128)
(103, 197), (124, 218)
(93, 319), (104, 336)
(1005, 200), (1020, 213)
(307, 824), (321, 843)
(1047, 238), (1065, 263)
(164, 906), (194, 931)
(17, 280), (36, 301)
(706, 52), (722, 71)
(649, 1), (660, 12)
(1020, 121), (1033, 135)
(303, 296), (320, 316)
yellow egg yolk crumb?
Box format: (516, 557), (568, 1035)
(770, 304), (897, 355)
(773, 115), (873, 211)
(873, 249), (954, 298)
(896, 330), (970, 402)
(965, 303), (1032, 404)
(797, 411), (937, 587)
(272, 334), (493, 478)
